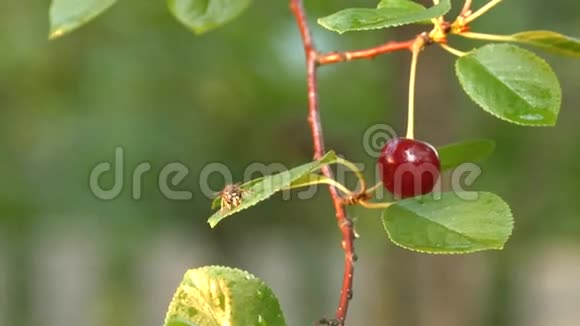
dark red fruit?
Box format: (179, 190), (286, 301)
(378, 138), (441, 199)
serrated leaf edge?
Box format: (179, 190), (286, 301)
(208, 151), (337, 227)
(455, 44), (562, 127)
(164, 265), (279, 326)
(317, 0), (450, 34)
(512, 30), (580, 58)
(381, 192), (514, 255)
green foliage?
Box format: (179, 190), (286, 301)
(49, 0), (117, 39)
(209, 173), (337, 211)
(317, 0), (450, 34)
(438, 139), (495, 171)
(510, 31), (580, 58)
(164, 266), (286, 326)
(48, 0), (251, 39)
(207, 152), (338, 228)
(284, 173), (335, 190)
(382, 192), (513, 254)
(15, 0), (580, 324)
(376, 0), (425, 10)
(168, 0), (252, 35)
(456, 44), (561, 126)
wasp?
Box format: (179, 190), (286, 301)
(217, 183), (249, 212)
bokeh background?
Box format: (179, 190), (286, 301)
(1, 1), (580, 325)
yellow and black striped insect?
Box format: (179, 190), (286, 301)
(217, 183), (248, 212)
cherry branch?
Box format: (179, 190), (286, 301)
(289, 0), (353, 324)
(287, 0), (507, 322)
(289, 0), (414, 324)
(317, 40), (415, 65)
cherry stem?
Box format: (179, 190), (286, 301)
(464, 0), (503, 25)
(457, 31), (513, 42)
(365, 182), (384, 196)
(405, 39), (423, 140)
(359, 201), (393, 210)
(335, 157), (367, 193)
(460, 0), (473, 17)
(288, 176), (353, 196)
(439, 43), (468, 57)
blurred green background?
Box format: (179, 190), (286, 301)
(1, 1), (580, 325)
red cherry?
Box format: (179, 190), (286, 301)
(378, 138), (441, 199)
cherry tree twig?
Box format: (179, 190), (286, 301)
(460, 0), (473, 17)
(289, 0), (414, 324)
(289, 3), (353, 324)
(317, 40), (415, 65)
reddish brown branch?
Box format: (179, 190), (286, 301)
(289, 0), (356, 324)
(289, 0), (414, 324)
(290, 0), (315, 59)
(317, 40), (415, 65)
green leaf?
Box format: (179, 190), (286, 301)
(211, 195), (222, 211)
(168, 0), (251, 35)
(285, 173), (331, 189)
(49, 0), (117, 39)
(510, 31), (580, 58)
(318, 0), (450, 34)
(382, 192), (513, 254)
(456, 44), (561, 126)
(164, 266), (286, 326)
(438, 139), (495, 171)
(376, 0), (425, 10)
(208, 151), (338, 228)
(208, 173), (329, 211)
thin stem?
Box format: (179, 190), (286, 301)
(359, 201), (393, 210)
(288, 176), (352, 196)
(405, 40), (422, 139)
(290, 1), (355, 324)
(365, 182), (384, 196)
(458, 31), (513, 42)
(460, 0), (473, 17)
(464, 0), (503, 24)
(317, 40), (414, 65)
(336, 157), (367, 192)
(430, 18), (442, 33)
(439, 43), (468, 57)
